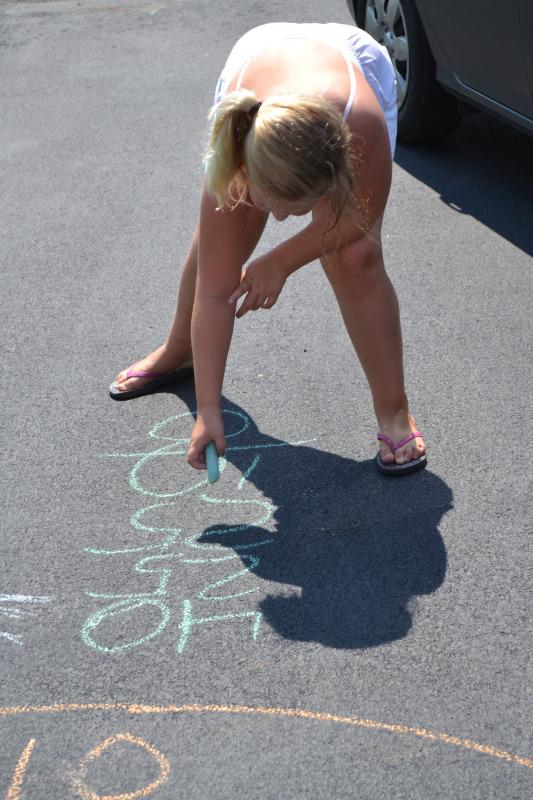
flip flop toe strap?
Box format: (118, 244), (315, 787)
(125, 368), (166, 379)
(377, 431), (423, 452)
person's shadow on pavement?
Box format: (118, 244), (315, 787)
(183, 396), (452, 650)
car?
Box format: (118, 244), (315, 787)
(345, 0), (533, 141)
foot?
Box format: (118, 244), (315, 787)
(113, 344), (193, 394)
(376, 410), (426, 466)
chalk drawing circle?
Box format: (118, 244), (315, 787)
(1, 702), (531, 770)
(72, 732), (170, 800)
(81, 599), (171, 654)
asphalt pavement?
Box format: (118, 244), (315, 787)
(1, 1), (532, 798)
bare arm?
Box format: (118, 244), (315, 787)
(188, 186), (265, 467)
(191, 187), (246, 402)
(231, 105), (393, 316)
(278, 106), (392, 273)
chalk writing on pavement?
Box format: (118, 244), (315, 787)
(0, 594), (54, 646)
(81, 410), (313, 655)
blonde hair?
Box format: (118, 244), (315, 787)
(204, 90), (364, 227)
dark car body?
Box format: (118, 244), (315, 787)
(346, 0), (533, 139)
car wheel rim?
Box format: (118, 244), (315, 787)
(365, 0), (409, 108)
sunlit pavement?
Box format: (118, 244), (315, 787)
(1, 1), (531, 798)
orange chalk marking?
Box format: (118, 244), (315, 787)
(5, 738), (36, 800)
(1, 702), (532, 772)
(71, 732), (170, 800)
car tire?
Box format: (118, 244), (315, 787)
(357, 0), (460, 141)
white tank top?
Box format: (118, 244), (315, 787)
(225, 22), (360, 121)
(235, 40), (357, 121)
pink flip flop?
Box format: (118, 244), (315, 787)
(109, 365), (194, 400)
(376, 431), (427, 476)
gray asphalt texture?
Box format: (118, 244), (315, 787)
(1, 1), (532, 798)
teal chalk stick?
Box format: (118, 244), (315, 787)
(205, 442), (220, 484)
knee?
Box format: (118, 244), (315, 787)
(322, 235), (384, 285)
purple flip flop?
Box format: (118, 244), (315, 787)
(109, 365), (194, 401)
(376, 431), (427, 476)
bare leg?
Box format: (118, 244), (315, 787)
(321, 235), (426, 465)
(114, 189), (269, 393)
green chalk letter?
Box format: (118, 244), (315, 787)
(177, 599), (262, 653)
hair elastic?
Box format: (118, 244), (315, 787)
(234, 101), (262, 146)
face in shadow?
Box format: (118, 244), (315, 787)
(194, 401), (452, 650)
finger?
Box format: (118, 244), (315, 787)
(187, 457), (206, 470)
(187, 456), (206, 470)
(187, 445), (207, 470)
(214, 436), (226, 457)
(228, 283), (249, 305)
(252, 295), (267, 311)
(262, 293), (279, 309)
(236, 292), (259, 318)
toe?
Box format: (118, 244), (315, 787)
(379, 443), (395, 464)
(395, 446), (412, 464)
(413, 439), (426, 460)
(115, 366), (148, 392)
(115, 366), (133, 384)
(395, 438), (425, 464)
(115, 372), (131, 390)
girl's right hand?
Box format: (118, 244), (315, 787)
(187, 408), (226, 470)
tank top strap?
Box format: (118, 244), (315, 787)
(339, 49), (357, 120)
(235, 59), (250, 91)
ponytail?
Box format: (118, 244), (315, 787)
(204, 90), (365, 229)
(204, 90), (262, 209)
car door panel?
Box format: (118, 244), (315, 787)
(417, 0), (533, 117)
(519, 0), (533, 108)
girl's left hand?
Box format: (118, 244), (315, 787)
(228, 256), (287, 318)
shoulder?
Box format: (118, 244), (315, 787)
(345, 86), (393, 225)
(310, 91), (392, 249)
